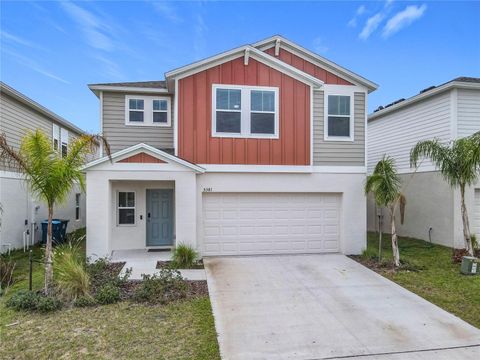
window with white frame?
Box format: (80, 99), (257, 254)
(118, 191), (135, 225)
(152, 99), (168, 124)
(75, 193), (80, 221)
(325, 92), (354, 141)
(60, 128), (68, 157)
(125, 96), (171, 126)
(52, 124), (60, 151)
(128, 98), (144, 122)
(212, 85), (279, 138)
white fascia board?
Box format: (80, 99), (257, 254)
(199, 164), (366, 174)
(82, 143), (205, 173)
(165, 46), (323, 88)
(369, 81), (480, 121)
(0, 82), (86, 135)
(252, 36), (378, 92)
(88, 85), (170, 96)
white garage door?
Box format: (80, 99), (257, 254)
(474, 189), (480, 238)
(202, 193), (341, 256)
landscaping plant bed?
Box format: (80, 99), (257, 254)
(349, 256), (422, 274)
(451, 248), (480, 263)
(120, 279), (209, 300)
(156, 259), (205, 270)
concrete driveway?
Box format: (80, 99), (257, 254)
(204, 254), (480, 360)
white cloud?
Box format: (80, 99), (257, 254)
(0, 31), (46, 51)
(152, 1), (183, 23)
(348, 5), (366, 28)
(92, 54), (125, 80)
(193, 13), (208, 59)
(312, 37), (328, 54)
(383, 4), (427, 38)
(359, 13), (384, 40)
(60, 2), (115, 51)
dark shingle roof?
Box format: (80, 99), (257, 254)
(89, 80), (167, 89)
(450, 77), (480, 84)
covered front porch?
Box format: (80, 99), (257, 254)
(84, 143), (204, 261)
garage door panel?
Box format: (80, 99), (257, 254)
(202, 193), (340, 255)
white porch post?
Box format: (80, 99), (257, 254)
(174, 173), (197, 249)
(86, 172), (111, 259)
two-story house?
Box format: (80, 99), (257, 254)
(367, 77), (480, 248)
(84, 35), (378, 259)
(0, 82), (88, 252)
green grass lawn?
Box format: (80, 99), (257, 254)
(0, 231), (220, 360)
(362, 232), (480, 329)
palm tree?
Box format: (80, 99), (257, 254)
(410, 132), (480, 256)
(365, 156), (406, 267)
(0, 130), (110, 294)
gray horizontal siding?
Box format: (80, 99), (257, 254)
(0, 93), (81, 171)
(313, 91), (365, 166)
(102, 92), (174, 154)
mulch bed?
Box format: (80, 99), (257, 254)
(156, 260), (205, 270)
(349, 255), (421, 274)
(451, 249), (480, 263)
(119, 280), (209, 300)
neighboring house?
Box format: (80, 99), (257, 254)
(84, 35), (378, 259)
(0, 82), (88, 252)
(367, 77), (480, 248)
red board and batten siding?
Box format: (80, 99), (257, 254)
(264, 47), (353, 85)
(178, 57), (311, 165)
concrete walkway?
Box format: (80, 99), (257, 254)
(111, 249), (206, 281)
(204, 254), (480, 360)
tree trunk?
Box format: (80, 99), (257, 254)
(378, 215), (383, 261)
(44, 205), (53, 294)
(460, 184), (474, 256)
(390, 208), (400, 267)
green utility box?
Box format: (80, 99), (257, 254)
(461, 256), (479, 275)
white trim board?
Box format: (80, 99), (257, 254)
(82, 143), (205, 173)
(198, 164), (366, 174)
(166, 46), (323, 89)
(252, 35), (378, 92)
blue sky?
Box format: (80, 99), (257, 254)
(1, 1), (479, 132)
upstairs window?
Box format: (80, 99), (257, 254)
(60, 128), (68, 157)
(118, 191), (135, 225)
(128, 99), (144, 122)
(325, 92), (354, 141)
(153, 99), (168, 124)
(125, 96), (171, 127)
(52, 124), (60, 151)
(212, 85), (278, 138)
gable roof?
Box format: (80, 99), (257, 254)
(165, 45), (324, 89)
(253, 35), (378, 92)
(83, 143), (205, 172)
(369, 76), (480, 121)
(0, 81), (86, 135)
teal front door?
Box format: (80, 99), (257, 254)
(146, 189), (173, 246)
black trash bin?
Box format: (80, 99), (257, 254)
(41, 219), (69, 244)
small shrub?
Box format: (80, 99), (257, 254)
(95, 283), (120, 305)
(5, 290), (61, 312)
(6, 290), (40, 311)
(87, 257), (129, 291)
(36, 296), (62, 313)
(133, 269), (187, 304)
(171, 244), (198, 269)
(472, 233), (478, 250)
(53, 241), (90, 299)
(73, 295), (96, 307)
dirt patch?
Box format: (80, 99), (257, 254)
(156, 260), (204, 270)
(349, 256), (421, 274)
(451, 248), (480, 263)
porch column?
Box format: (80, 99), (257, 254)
(174, 173), (197, 249)
(86, 172), (111, 259)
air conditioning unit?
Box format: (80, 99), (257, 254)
(461, 256), (479, 275)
